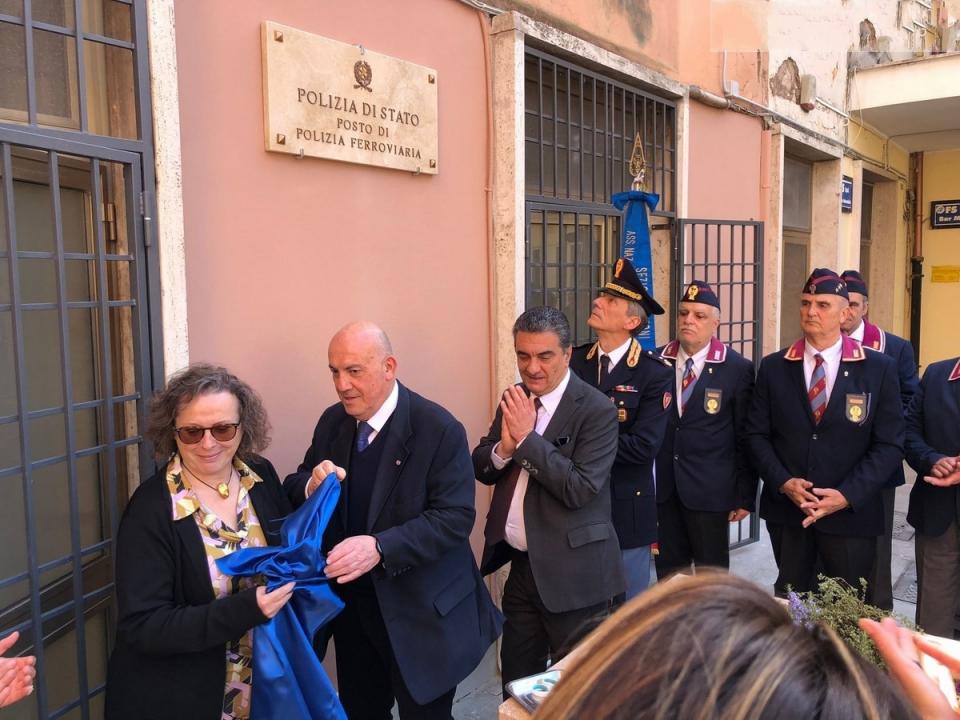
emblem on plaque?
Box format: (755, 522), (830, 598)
(845, 393), (868, 424)
(354, 60), (373, 91)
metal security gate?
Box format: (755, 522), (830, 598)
(673, 218), (764, 549)
(0, 1), (160, 717)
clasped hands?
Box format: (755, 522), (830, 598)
(305, 458), (380, 584)
(497, 385), (539, 457)
(925, 456), (960, 488)
(780, 477), (849, 528)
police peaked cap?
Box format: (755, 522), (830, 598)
(840, 270), (868, 296)
(679, 280), (720, 310)
(803, 268), (849, 299)
(601, 257), (665, 316)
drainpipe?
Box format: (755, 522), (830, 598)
(910, 153), (923, 357)
(688, 85), (730, 109)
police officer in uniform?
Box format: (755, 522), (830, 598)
(570, 257), (673, 598)
(840, 269), (919, 610)
(655, 281), (757, 577)
(747, 268), (904, 599)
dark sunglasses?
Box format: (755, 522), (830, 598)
(174, 422), (241, 444)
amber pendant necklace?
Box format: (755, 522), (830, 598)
(182, 461), (233, 499)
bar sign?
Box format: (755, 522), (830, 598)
(931, 200), (960, 229)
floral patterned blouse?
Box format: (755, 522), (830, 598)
(167, 455), (267, 720)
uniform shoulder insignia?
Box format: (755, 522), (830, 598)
(626, 339), (642, 367)
(645, 349), (670, 367)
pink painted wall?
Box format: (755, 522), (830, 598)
(173, 0), (493, 545)
(495, 0), (680, 76)
(687, 102), (762, 221)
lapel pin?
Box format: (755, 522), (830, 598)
(395, 459), (401, 465)
(843, 370), (849, 377)
(708, 368), (713, 374)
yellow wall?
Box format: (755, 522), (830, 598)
(920, 149), (960, 367)
(848, 120), (910, 177)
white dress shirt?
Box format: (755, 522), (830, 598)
(363, 381), (399, 443)
(674, 342), (711, 417)
(490, 370), (572, 550)
(849, 321), (865, 343)
(802, 336), (843, 404)
(596, 337), (631, 383)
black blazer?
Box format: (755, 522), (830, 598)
(747, 336), (904, 537)
(656, 338), (758, 513)
(905, 357), (960, 537)
(570, 338), (672, 547)
(285, 383), (501, 706)
(860, 320), (919, 490)
(105, 456), (291, 720)
(473, 371), (625, 612)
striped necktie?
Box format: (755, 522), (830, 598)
(808, 353), (827, 424)
(680, 357), (697, 412)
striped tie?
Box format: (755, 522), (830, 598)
(680, 358), (697, 412)
(808, 353), (827, 424)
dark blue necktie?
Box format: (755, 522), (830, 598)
(356, 421), (374, 452)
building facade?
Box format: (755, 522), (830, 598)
(0, 0), (957, 716)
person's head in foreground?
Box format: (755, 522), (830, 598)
(534, 573), (917, 720)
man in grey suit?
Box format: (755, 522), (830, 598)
(473, 306), (623, 691)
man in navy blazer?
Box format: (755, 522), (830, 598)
(285, 321), (501, 719)
(904, 356), (960, 636)
(840, 269), (919, 609)
(570, 257), (673, 598)
(747, 269), (904, 599)
(655, 281), (757, 577)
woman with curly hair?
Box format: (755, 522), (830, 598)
(105, 364), (295, 720)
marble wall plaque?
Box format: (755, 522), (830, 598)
(262, 21), (438, 174)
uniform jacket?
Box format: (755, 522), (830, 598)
(655, 337), (758, 513)
(569, 337), (672, 547)
(861, 320), (919, 489)
(860, 319), (920, 410)
(747, 336), (904, 537)
(905, 357), (960, 537)
(472, 371), (625, 612)
(285, 383), (502, 705)
(105, 456), (290, 720)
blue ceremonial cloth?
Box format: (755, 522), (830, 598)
(612, 190), (660, 351)
(216, 475), (346, 720)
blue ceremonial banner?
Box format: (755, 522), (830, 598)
(217, 475), (346, 720)
(611, 190), (659, 351)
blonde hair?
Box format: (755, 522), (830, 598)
(534, 573), (914, 720)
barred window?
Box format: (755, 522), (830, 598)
(524, 48), (676, 344)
